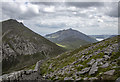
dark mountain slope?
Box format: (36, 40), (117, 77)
(40, 35), (120, 80)
(2, 19), (65, 74)
(45, 28), (97, 50)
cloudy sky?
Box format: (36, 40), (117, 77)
(1, 0), (119, 35)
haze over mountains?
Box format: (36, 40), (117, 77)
(2, 19), (65, 74)
(45, 28), (97, 50)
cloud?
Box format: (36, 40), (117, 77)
(44, 6), (55, 12)
(103, 2), (119, 17)
(1, 1), (118, 35)
(2, 2), (40, 20)
(65, 2), (104, 8)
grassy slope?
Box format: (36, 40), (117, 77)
(55, 37), (91, 50)
(2, 19), (65, 74)
(40, 35), (120, 80)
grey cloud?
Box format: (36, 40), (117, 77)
(31, 2), (65, 6)
(31, 2), (119, 17)
(65, 2), (104, 8)
(104, 2), (119, 17)
(2, 2), (40, 20)
(31, 2), (103, 8)
(36, 23), (66, 28)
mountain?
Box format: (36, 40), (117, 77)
(40, 35), (120, 80)
(2, 19), (65, 74)
(45, 28), (97, 50)
(89, 35), (117, 40)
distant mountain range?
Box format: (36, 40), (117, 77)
(2, 19), (65, 74)
(45, 28), (97, 50)
(89, 35), (117, 39)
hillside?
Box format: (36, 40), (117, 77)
(40, 35), (120, 81)
(45, 28), (97, 50)
(2, 19), (65, 74)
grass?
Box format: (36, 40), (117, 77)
(56, 43), (66, 48)
(40, 35), (120, 80)
(2, 19), (66, 74)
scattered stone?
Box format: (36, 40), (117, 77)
(87, 59), (95, 65)
(77, 67), (91, 75)
(96, 58), (103, 62)
(54, 76), (59, 80)
(104, 70), (115, 75)
(112, 66), (117, 68)
(48, 63), (53, 69)
(34, 60), (41, 71)
(116, 77), (120, 82)
(1, 60), (43, 81)
(104, 51), (112, 56)
(118, 57), (120, 60)
(89, 62), (98, 75)
(89, 77), (98, 80)
(64, 77), (73, 80)
(76, 77), (82, 80)
(103, 55), (110, 60)
(111, 62), (117, 65)
(83, 77), (88, 80)
(26, 70), (32, 75)
(100, 62), (109, 68)
(72, 61), (78, 65)
(76, 64), (83, 67)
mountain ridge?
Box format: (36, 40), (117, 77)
(40, 35), (120, 80)
(2, 19), (65, 74)
(45, 28), (97, 50)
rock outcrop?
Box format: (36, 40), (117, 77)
(2, 60), (43, 81)
(89, 62), (98, 75)
(40, 36), (120, 81)
(2, 19), (65, 73)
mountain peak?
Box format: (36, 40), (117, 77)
(68, 28), (73, 30)
(5, 19), (18, 22)
(3, 19), (24, 25)
(2, 19), (65, 73)
(45, 28), (97, 50)
(66, 28), (74, 31)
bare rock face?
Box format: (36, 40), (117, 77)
(116, 77), (120, 82)
(88, 77), (98, 80)
(34, 60), (43, 72)
(100, 62), (109, 68)
(77, 67), (91, 75)
(87, 59), (95, 65)
(104, 70), (115, 75)
(64, 77), (73, 80)
(89, 62), (98, 75)
(2, 60), (43, 81)
(2, 19), (65, 73)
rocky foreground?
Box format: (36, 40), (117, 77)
(1, 60), (43, 81)
(40, 36), (120, 81)
(1, 36), (120, 82)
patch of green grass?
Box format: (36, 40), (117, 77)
(40, 36), (120, 80)
(56, 43), (66, 48)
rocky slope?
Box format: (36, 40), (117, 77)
(40, 35), (120, 81)
(2, 60), (43, 81)
(2, 19), (65, 74)
(45, 28), (97, 50)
